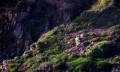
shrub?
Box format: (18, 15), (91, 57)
(23, 51), (33, 58)
(96, 60), (111, 71)
(88, 41), (120, 58)
(9, 67), (18, 72)
(42, 47), (59, 57)
(51, 53), (68, 62)
(113, 56), (120, 63)
(38, 27), (59, 42)
(99, 41), (120, 58)
(67, 58), (91, 71)
(64, 24), (74, 33)
(88, 47), (103, 58)
(13, 56), (24, 63)
(99, 0), (110, 5)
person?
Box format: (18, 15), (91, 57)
(75, 35), (81, 47)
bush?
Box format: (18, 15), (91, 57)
(9, 67), (18, 72)
(42, 47), (59, 57)
(88, 47), (103, 58)
(96, 60), (110, 70)
(113, 56), (120, 63)
(51, 53), (68, 63)
(88, 41), (120, 58)
(67, 58), (91, 71)
(13, 56), (24, 63)
(64, 24), (74, 33)
(23, 51), (33, 58)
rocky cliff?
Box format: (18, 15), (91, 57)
(1, 0), (120, 72)
(0, 0), (96, 62)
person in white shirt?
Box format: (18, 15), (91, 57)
(75, 35), (80, 47)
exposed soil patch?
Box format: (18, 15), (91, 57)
(64, 26), (109, 55)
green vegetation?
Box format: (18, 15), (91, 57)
(6, 0), (120, 72)
(8, 67), (18, 72)
(96, 60), (111, 71)
(113, 56), (120, 63)
(67, 58), (91, 71)
(87, 41), (120, 58)
(101, 25), (120, 40)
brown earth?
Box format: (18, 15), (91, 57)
(64, 26), (109, 55)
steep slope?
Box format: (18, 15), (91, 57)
(1, 0), (120, 72)
(5, 0), (120, 72)
(0, 0), (95, 64)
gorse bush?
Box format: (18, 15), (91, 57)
(8, 67), (18, 72)
(88, 47), (103, 58)
(67, 58), (91, 71)
(42, 47), (60, 57)
(113, 56), (120, 63)
(13, 56), (24, 64)
(99, 0), (112, 5)
(88, 41), (120, 58)
(64, 24), (74, 33)
(96, 60), (111, 71)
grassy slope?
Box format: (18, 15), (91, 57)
(9, 0), (120, 72)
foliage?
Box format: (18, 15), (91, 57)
(113, 56), (120, 62)
(96, 60), (110, 70)
(42, 46), (60, 57)
(38, 27), (59, 42)
(13, 57), (23, 64)
(67, 58), (91, 71)
(88, 41), (120, 58)
(8, 67), (18, 72)
(88, 47), (103, 58)
(9, 0), (120, 72)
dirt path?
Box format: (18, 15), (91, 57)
(64, 26), (109, 55)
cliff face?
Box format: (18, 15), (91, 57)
(1, 0), (120, 71)
(0, 10), (29, 62)
(0, 0), (96, 62)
